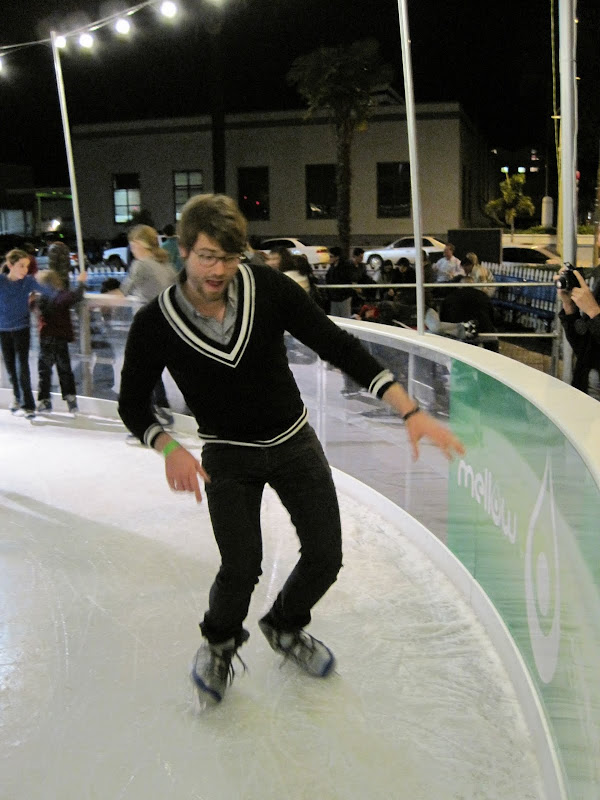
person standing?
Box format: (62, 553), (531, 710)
(118, 193), (465, 705)
(34, 268), (88, 413)
(325, 246), (355, 318)
(434, 243), (464, 283)
(119, 224), (178, 426)
(161, 224), (185, 273)
(555, 267), (600, 395)
(120, 225), (177, 304)
(463, 252), (495, 297)
(348, 247), (376, 311)
(0, 249), (57, 418)
(48, 241), (72, 288)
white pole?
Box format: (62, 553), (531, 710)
(50, 31), (86, 273)
(558, 0), (578, 383)
(396, 0), (425, 334)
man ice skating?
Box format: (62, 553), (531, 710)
(118, 193), (464, 703)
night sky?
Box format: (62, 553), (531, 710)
(1, 0), (598, 204)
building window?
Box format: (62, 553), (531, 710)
(174, 171), (204, 220)
(113, 173), (140, 224)
(305, 164), (337, 219)
(377, 162), (411, 218)
(237, 167), (269, 221)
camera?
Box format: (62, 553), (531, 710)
(555, 263), (583, 291)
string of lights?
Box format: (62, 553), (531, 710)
(0, 0), (178, 68)
(0, 0), (183, 262)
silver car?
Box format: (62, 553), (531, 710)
(362, 236), (445, 270)
(260, 237), (330, 266)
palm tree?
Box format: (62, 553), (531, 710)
(485, 174), (535, 240)
(287, 39), (394, 257)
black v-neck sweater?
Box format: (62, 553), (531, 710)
(118, 262), (395, 447)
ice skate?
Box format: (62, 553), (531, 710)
(259, 617), (335, 677)
(190, 637), (245, 703)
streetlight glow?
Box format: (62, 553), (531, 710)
(79, 32), (94, 49)
(115, 18), (131, 35)
(55, 35), (67, 48)
(160, 1), (178, 19)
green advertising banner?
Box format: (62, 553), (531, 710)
(448, 360), (600, 799)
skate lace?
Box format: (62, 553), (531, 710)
(282, 631), (317, 669)
(212, 650), (248, 686)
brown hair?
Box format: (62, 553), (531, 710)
(5, 248), (30, 264)
(177, 194), (247, 254)
(128, 224), (169, 263)
(36, 269), (64, 290)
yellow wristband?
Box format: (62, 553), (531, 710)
(162, 440), (181, 458)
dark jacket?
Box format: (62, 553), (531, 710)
(38, 284), (85, 341)
(440, 285), (497, 334)
(559, 279), (600, 393)
(325, 259), (356, 301)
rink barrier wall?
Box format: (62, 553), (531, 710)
(337, 321), (600, 800)
(333, 469), (565, 800)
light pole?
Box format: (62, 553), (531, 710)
(558, 0), (578, 383)
(50, 30), (86, 271)
(396, 0), (425, 334)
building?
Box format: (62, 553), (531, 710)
(0, 163), (74, 240)
(71, 102), (495, 245)
(0, 164), (35, 236)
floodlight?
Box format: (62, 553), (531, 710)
(115, 18), (131, 35)
(160, 1), (178, 18)
(79, 33), (94, 49)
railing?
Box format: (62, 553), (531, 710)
(319, 271), (563, 376)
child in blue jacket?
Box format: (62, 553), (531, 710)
(0, 249), (57, 418)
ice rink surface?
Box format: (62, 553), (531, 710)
(1, 409), (545, 799)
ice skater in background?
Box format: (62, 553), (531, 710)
(34, 268), (88, 414)
(118, 193), (465, 704)
(118, 224), (178, 426)
(0, 249), (57, 419)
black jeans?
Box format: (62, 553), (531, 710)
(199, 425), (343, 646)
(38, 336), (77, 401)
(0, 327), (34, 411)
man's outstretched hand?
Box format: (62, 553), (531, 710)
(404, 411), (465, 461)
(382, 382), (465, 461)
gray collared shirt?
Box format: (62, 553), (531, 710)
(174, 272), (239, 345)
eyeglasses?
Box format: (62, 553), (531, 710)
(191, 249), (241, 268)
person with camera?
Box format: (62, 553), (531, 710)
(555, 266), (600, 395)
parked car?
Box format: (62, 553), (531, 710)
(102, 245), (130, 269)
(103, 235), (166, 268)
(260, 237), (330, 266)
(362, 236), (446, 270)
(501, 246), (561, 268)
